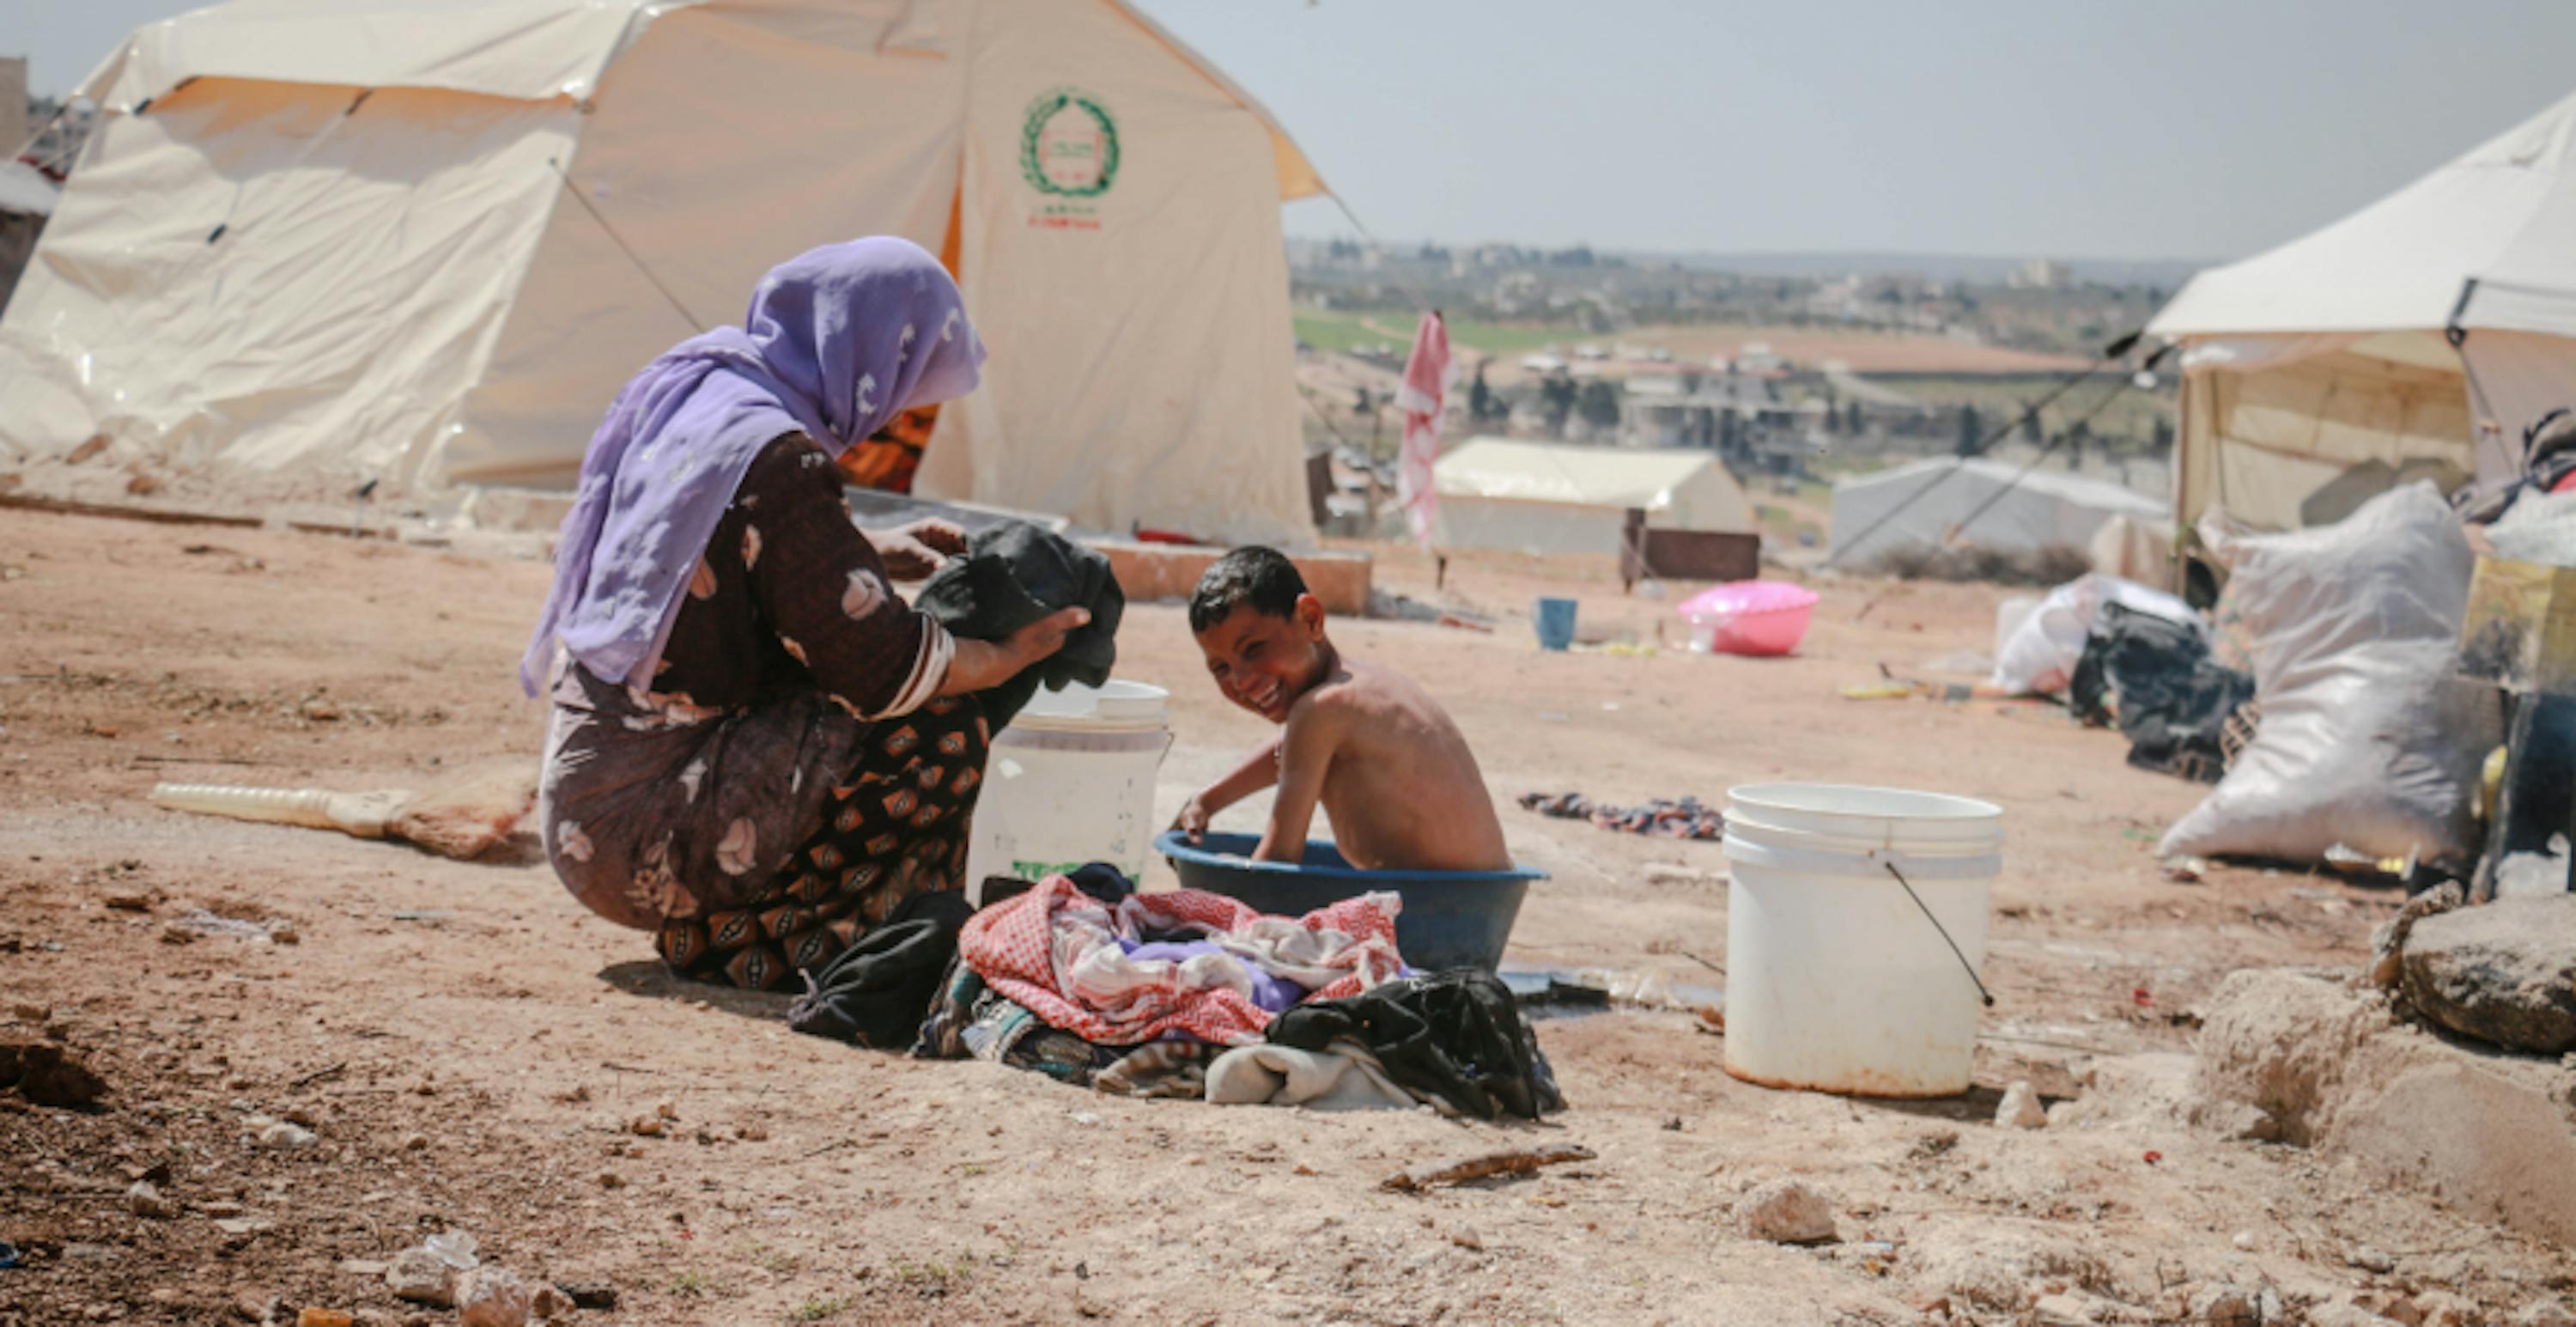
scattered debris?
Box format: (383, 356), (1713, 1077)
(253, 1118), (318, 1149)
(385, 1247), (457, 1306)
(457, 1266), (532, 1327)
(1449, 1227), (1484, 1252)
(424, 1230), (480, 1269)
(1519, 791), (1724, 840)
(125, 1180), (173, 1218)
(2160, 856), (2208, 884)
(2190, 1285), (2263, 1327)
(0, 1038), (107, 1110)
(530, 1284), (576, 1322)
(2370, 881), (2464, 988)
(1735, 1178), (1838, 1245)
(1995, 1080), (2047, 1129)
(162, 909), (294, 945)
(557, 1283), (618, 1311)
(1381, 1145), (1595, 1193)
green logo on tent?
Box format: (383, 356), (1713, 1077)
(1020, 88), (1121, 198)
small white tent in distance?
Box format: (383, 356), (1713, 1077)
(1828, 457), (2167, 568)
(2148, 88), (2576, 533)
(1431, 437), (1757, 557)
(0, 0), (1325, 543)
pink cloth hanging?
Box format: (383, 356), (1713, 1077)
(1394, 313), (1449, 546)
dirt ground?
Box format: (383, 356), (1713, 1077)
(3, 510), (2571, 1325)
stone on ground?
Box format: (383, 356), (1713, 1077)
(2192, 968), (2576, 1246)
(1995, 1080), (2047, 1129)
(383, 1248), (454, 1307)
(456, 1266), (531, 1327)
(1906, 1228), (2115, 1312)
(1735, 1178), (1837, 1245)
(2399, 895), (2576, 1054)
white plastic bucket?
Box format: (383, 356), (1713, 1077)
(963, 679), (1171, 901)
(1720, 783), (2003, 1098)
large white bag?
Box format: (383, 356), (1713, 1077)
(2160, 483), (2501, 865)
(1990, 574), (2202, 696)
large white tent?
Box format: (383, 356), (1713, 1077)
(0, 0), (1323, 542)
(1431, 437), (1755, 557)
(2148, 88), (2576, 533)
(1829, 457), (2167, 567)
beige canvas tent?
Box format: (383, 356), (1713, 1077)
(2148, 88), (2576, 533)
(1432, 437), (1756, 557)
(0, 0), (1324, 543)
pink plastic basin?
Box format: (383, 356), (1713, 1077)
(1680, 581), (1819, 657)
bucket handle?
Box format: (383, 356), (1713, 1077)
(1885, 861), (1995, 1008)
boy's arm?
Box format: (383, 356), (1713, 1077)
(1252, 703), (1340, 863)
(1174, 734), (1284, 843)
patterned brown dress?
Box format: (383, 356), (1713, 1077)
(538, 435), (987, 990)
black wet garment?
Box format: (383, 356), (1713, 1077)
(1267, 970), (1564, 1120)
(976, 861), (1136, 911)
(2069, 602), (2255, 785)
(914, 521), (1124, 730)
(786, 890), (977, 1049)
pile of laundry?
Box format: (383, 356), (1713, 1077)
(2067, 602), (2257, 785)
(787, 864), (1563, 1121)
(1517, 791), (1725, 841)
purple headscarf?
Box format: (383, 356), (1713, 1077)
(519, 237), (985, 696)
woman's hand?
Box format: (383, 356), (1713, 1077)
(936, 606), (1091, 697)
(868, 518), (969, 580)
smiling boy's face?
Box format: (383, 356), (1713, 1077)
(1193, 596), (1330, 723)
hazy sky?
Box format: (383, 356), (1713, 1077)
(17, 1), (2576, 262)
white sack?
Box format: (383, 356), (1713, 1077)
(1990, 574), (2202, 695)
(2160, 483), (2500, 864)
(2486, 487), (2576, 567)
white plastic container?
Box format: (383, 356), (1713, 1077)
(1993, 594), (2042, 664)
(1720, 783), (2004, 1098)
(963, 679), (1171, 901)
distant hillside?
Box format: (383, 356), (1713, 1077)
(1643, 251), (2213, 286)
(1286, 238), (2213, 289)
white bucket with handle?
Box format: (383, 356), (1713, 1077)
(1721, 783), (2004, 1098)
(963, 679), (1170, 902)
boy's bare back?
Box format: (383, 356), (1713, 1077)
(1180, 546), (1513, 874)
(1279, 654), (1510, 873)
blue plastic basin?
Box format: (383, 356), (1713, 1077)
(1154, 831), (1545, 973)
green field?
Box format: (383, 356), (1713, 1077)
(1293, 306), (1592, 358)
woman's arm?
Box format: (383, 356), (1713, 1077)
(735, 443), (956, 719)
(934, 607), (1091, 697)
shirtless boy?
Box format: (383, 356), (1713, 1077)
(1174, 547), (1510, 872)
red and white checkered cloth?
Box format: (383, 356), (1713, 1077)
(957, 877), (1406, 1047)
(1394, 312), (1449, 547)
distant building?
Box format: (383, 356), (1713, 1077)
(1714, 341), (1793, 379)
(1618, 376), (1789, 451)
(0, 58), (25, 161)
(2012, 258), (2071, 290)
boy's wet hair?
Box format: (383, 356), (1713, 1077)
(1188, 546), (1308, 633)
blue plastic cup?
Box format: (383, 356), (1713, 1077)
(1534, 596), (1577, 651)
